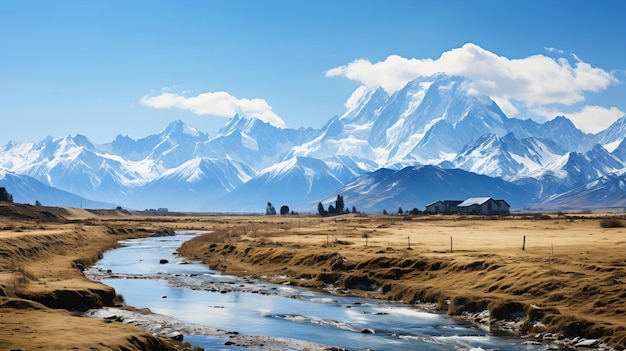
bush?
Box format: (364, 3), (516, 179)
(600, 218), (624, 228)
(534, 214), (551, 220)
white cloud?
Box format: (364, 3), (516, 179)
(534, 105), (624, 134)
(545, 47), (564, 54)
(140, 90), (286, 128)
(326, 43), (618, 121)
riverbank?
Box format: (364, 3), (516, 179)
(177, 213), (626, 350)
(0, 203), (183, 351)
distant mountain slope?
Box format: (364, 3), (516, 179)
(218, 156), (376, 213)
(0, 170), (116, 209)
(312, 165), (536, 213)
(0, 73), (624, 212)
(533, 171), (626, 210)
(126, 157), (256, 211)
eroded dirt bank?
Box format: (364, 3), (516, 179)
(177, 213), (626, 350)
(0, 203), (182, 351)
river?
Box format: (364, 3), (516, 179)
(86, 232), (545, 351)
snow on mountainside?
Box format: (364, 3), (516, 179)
(203, 115), (319, 170)
(126, 157), (256, 211)
(289, 74), (512, 166)
(452, 133), (565, 178)
(218, 156), (377, 213)
(0, 73), (624, 212)
(597, 116), (626, 152)
(534, 170), (626, 210)
(613, 139), (626, 163)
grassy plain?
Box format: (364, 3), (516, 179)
(177, 212), (626, 349)
(1, 203), (625, 349)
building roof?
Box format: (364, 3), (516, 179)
(458, 197), (493, 207)
(426, 200), (464, 207)
(425, 200), (445, 207)
(495, 199), (511, 207)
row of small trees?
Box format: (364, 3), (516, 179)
(266, 202), (294, 215)
(383, 207), (421, 215)
(266, 195), (357, 216)
(317, 195), (357, 216)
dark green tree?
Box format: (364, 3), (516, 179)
(0, 187), (13, 203)
(328, 204), (336, 215)
(335, 195), (344, 215)
(398, 207), (403, 214)
(266, 202), (276, 215)
(352, 205), (357, 214)
(280, 205), (290, 215)
(317, 202), (326, 216)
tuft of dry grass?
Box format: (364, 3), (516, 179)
(600, 217), (624, 228)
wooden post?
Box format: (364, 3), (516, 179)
(407, 236), (410, 249)
(450, 236), (453, 253)
(522, 236), (526, 251)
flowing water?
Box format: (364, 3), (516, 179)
(88, 232), (544, 350)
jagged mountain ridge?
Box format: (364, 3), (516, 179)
(0, 73), (624, 212)
(533, 170), (626, 210)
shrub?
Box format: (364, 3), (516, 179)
(600, 218), (624, 228)
(534, 214), (551, 220)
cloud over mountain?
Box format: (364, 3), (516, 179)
(140, 89), (286, 128)
(326, 43), (619, 131)
(2, 73), (624, 212)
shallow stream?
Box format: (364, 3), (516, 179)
(87, 232), (544, 350)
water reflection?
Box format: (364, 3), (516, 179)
(91, 233), (543, 351)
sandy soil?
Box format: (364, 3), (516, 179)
(1, 202), (625, 350)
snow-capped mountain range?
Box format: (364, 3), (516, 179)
(1, 74), (624, 212)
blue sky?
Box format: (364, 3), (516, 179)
(1, 1), (625, 145)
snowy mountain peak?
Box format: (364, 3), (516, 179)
(597, 115), (626, 152)
(340, 86), (389, 123)
(161, 119), (203, 138)
(0, 72), (624, 212)
(220, 114), (272, 135)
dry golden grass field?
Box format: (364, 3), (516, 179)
(1, 202), (625, 350)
